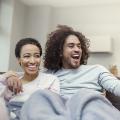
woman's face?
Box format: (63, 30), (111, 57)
(18, 44), (41, 76)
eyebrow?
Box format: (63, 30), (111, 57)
(67, 42), (81, 45)
(22, 52), (40, 56)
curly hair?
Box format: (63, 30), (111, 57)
(15, 38), (42, 58)
(44, 25), (90, 72)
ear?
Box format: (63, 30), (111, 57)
(17, 58), (21, 66)
(60, 52), (63, 57)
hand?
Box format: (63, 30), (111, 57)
(6, 75), (23, 94)
(3, 71), (17, 79)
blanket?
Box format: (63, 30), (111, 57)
(20, 89), (120, 120)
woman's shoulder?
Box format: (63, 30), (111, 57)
(38, 72), (58, 80)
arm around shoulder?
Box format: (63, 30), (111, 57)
(49, 75), (60, 94)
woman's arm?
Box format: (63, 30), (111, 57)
(0, 71), (17, 84)
(0, 71), (23, 94)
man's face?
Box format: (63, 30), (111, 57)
(62, 35), (82, 69)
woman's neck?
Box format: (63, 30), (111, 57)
(22, 73), (38, 84)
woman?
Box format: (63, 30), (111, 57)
(0, 38), (60, 120)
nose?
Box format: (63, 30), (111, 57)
(74, 45), (80, 51)
(29, 56), (35, 63)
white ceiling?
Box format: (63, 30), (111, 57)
(20, 0), (120, 7)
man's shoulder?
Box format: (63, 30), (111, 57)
(80, 64), (107, 71)
(82, 64), (104, 68)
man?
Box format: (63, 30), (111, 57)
(4, 25), (120, 119)
(43, 25), (120, 98)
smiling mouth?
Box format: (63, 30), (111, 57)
(72, 55), (80, 60)
(27, 65), (38, 70)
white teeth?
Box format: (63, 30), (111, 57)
(28, 65), (36, 68)
(73, 55), (79, 57)
(72, 54), (80, 59)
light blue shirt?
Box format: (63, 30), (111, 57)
(52, 64), (120, 98)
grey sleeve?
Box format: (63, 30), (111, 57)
(98, 71), (120, 96)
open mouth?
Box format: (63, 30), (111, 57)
(72, 54), (80, 60)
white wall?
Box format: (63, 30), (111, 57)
(24, 6), (52, 51)
(9, 0), (27, 71)
(9, 5), (52, 70)
(0, 0), (14, 72)
(2, 2), (120, 71)
(51, 4), (120, 68)
(23, 6), (52, 68)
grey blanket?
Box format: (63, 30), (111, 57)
(7, 101), (23, 120)
(20, 89), (120, 120)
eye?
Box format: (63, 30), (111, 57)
(23, 55), (30, 58)
(34, 54), (40, 58)
(77, 44), (81, 49)
(68, 43), (74, 48)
